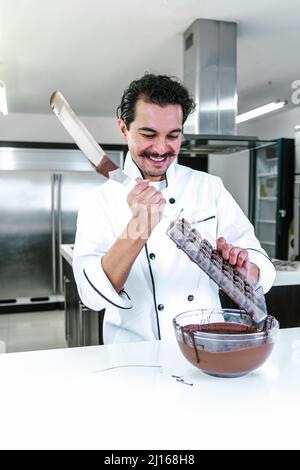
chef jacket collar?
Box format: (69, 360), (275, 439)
(123, 151), (176, 189)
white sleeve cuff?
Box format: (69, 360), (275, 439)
(247, 249), (276, 294)
(81, 257), (132, 310)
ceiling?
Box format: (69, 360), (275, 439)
(1, 0), (300, 117)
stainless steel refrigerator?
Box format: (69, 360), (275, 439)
(0, 143), (126, 310)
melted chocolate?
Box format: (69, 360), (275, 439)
(178, 322), (274, 378)
(183, 322), (260, 335)
(95, 154), (118, 177)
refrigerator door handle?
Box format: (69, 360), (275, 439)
(57, 174), (63, 293)
(51, 173), (62, 294)
(51, 173), (57, 294)
(294, 181), (300, 258)
(297, 199), (300, 258)
(64, 275), (71, 343)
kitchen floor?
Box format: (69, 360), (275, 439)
(0, 310), (67, 354)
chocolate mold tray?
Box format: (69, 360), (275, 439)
(166, 216), (268, 325)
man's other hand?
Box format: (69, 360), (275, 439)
(216, 237), (259, 285)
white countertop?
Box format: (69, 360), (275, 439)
(273, 260), (300, 286)
(0, 328), (299, 450)
(273, 270), (300, 286)
(60, 244), (73, 266)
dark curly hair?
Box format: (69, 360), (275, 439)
(116, 73), (195, 129)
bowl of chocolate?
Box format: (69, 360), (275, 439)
(173, 309), (279, 378)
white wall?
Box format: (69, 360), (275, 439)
(237, 105), (300, 140)
(2, 104), (299, 144)
(0, 113), (123, 144)
(208, 150), (250, 216)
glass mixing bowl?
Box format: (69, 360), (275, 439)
(173, 309), (279, 378)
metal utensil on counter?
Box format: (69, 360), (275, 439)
(50, 91), (131, 186)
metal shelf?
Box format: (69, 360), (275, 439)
(256, 220), (276, 224)
(258, 197), (277, 201)
(257, 173), (277, 177)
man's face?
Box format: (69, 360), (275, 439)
(118, 99), (183, 181)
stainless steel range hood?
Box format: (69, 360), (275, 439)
(184, 18), (237, 135)
(180, 133), (263, 155)
(182, 19), (269, 155)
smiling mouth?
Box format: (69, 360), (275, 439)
(142, 152), (174, 162)
(147, 155), (166, 162)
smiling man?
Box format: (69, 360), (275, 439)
(120, 97), (182, 180)
(73, 73), (276, 344)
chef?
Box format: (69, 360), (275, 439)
(73, 73), (276, 344)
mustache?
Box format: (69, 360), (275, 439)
(140, 151), (175, 159)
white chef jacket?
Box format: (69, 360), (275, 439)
(73, 152), (276, 344)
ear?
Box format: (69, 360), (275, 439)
(118, 118), (128, 141)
